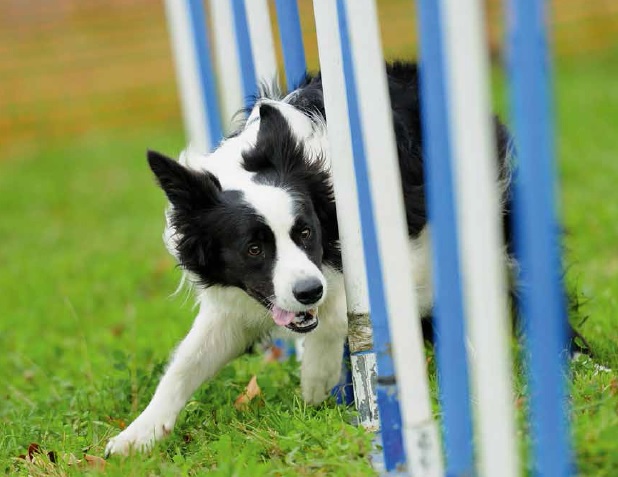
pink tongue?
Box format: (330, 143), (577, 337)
(271, 306), (296, 326)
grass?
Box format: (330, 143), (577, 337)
(1, 45), (617, 477)
(0, 128), (375, 477)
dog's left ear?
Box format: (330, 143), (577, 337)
(147, 150), (221, 212)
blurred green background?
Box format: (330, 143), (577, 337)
(1, 0), (617, 152)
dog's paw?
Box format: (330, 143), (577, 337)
(301, 363), (342, 405)
(104, 415), (173, 458)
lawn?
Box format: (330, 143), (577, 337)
(1, 45), (617, 477)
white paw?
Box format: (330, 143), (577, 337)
(301, 361), (342, 405)
(104, 414), (174, 457)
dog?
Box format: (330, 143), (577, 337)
(104, 62), (586, 457)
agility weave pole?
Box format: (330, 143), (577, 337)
(507, 0), (573, 474)
(338, 0), (444, 473)
(414, 0), (475, 474)
(163, 1), (573, 475)
(312, 0), (379, 430)
(163, 0), (222, 153)
(439, 0), (520, 475)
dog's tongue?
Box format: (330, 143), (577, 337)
(271, 306), (296, 326)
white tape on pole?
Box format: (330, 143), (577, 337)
(440, 1), (519, 476)
(209, 0), (244, 132)
(342, 0), (443, 474)
(163, 0), (210, 153)
(244, 0), (278, 86)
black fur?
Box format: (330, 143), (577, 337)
(147, 60), (588, 354)
(284, 63), (514, 239)
(148, 151), (277, 303)
(242, 104), (341, 269)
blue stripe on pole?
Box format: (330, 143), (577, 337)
(187, 0), (223, 148)
(415, 0), (475, 475)
(335, 0), (405, 471)
(274, 0), (307, 90)
(332, 343), (355, 406)
(231, 0), (258, 106)
(506, 1), (573, 475)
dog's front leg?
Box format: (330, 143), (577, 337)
(300, 305), (348, 405)
(105, 306), (249, 457)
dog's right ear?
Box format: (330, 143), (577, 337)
(147, 150), (221, 211)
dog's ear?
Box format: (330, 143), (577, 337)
(243, 104), (302, 174)
(251, 103), (288, 166)
(147, 150), (221, 211)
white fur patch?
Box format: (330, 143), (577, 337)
(243, 184), (326, 312)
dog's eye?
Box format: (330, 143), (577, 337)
(247, 244), (262, 256)
(300, 227), (312, 240)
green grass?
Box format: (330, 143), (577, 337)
(1, 49), (618, 476)
(0, 128), (376, 477)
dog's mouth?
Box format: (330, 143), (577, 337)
(271, 306), (318, 334)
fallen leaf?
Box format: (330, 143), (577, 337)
(110, 323), (126, 337)
(107, 416), (126, 429)
(27, 442), (42, 459)
(84, 454), (106, 471)
(14, 444), (59, 475)
(264, 345), (284, 363)
(515, 396), (526, 410)
(234, 375), (261, 410)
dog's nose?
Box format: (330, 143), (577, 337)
(293, 278), (323, 305)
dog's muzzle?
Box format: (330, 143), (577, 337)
(285, 309), (318, 333)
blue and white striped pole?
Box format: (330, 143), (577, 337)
(274, 0), (307, 91)
(415, 0), (475, 474)
(244, 0), (278, 86)
(164, 0), (223, 153)
(336, 0), (406, 468)
(231, 0), (258, 107)
(439, 0), (519, 475)
(210, 0), (244, 131)
(341, 0), (443, 474)
(313, 0), (379, 423)
(506, 0), (573, 475)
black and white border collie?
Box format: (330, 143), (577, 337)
(105, 62), (584, 456)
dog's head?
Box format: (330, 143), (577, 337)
(148, 104), (339, 333)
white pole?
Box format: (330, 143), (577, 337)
(342, 0), (443, 474)
(244, 0), (278, 86)
(209, 0), (245, 132)
(311, 0), (379, 431)
(163, 0), (211, 153)
(440, 1), (519, 476)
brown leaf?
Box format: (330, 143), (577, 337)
(110, 323), (126, 337)
(27, 442), (42, 459)
(234, 375), (261, 410)
(264, 345), (284, 363)
(14, 445), (59, 476)
(107, 416), (126, 429)
(84, 454), (106, 471)
(515, 396), (526, 410)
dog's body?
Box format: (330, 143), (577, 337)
(105, 62), (582, 456)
